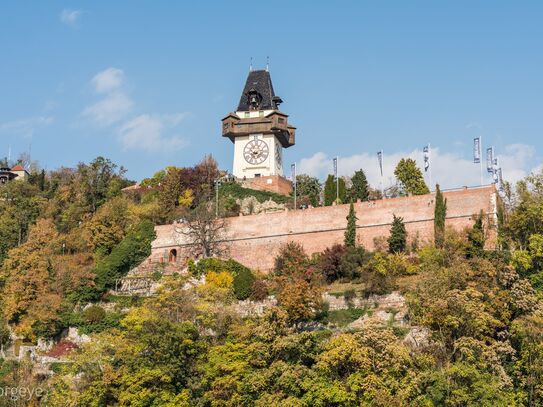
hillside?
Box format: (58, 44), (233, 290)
(0, 155), (542, 406)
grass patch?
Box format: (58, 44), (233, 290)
(327, 282), (365, 298)
(220, 182), (290, 204)
(396, 274), (428, 293)
(326, 307), (369, 327)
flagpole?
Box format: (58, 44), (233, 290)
(380, 150), (384, 198)
(336, 156), (339, 204)
(294, 166), (297, 210)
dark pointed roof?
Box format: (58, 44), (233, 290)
(237, 70), (282, 111)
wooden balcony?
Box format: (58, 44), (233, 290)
(222, 111), (295, 148)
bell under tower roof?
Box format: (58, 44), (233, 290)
(237, 69), (283, 111)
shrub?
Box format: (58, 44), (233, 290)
(343, 289), (356, 307)
(249, 280), (269, 301)
(274, 242), (310, 278)
(318, 244), (347, 282)
(83, 305), (106, 324)
(206, 271), (234, 289)
(190, 257), (256, 300)
(340, 246), (367, 280)
(232, 265), (256, 300)
(361, 252), (399, 295)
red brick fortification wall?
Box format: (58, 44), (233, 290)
(151, 185), (498, 272)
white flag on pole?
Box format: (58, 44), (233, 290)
(473, 137), (481, 163)
(486, 147), (494, 174)
(423, 145), (430, 172)
(377, 151), (383, 177)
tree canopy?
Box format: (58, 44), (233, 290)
(394, 158), (430, 195)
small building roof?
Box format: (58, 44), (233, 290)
(11, 165), (25, 171)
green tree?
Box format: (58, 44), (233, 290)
(324, 175), (346, 206)
(388, 214), (407, 253)
(466, 211), (485, 258)
(344, 202), (357, 248)
(92, 220), (156, 298)
(348, 169), (370, 202)
(434, 184), (447, 248)
(295, 174), (321, 207)
(158, 166), (183, 218)
(394, 158), (429, 195)
(79, 156), (125, 213)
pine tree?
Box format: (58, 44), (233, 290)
(434, 184), (447, 248)
(394, 158), (430, 196)
(324, 175), (346, 206)
(388, 214), (407, 253)
(349, 169), (370, 202)
(344, 202), (358, 247)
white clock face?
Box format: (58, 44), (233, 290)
(244, 139), (269, 165)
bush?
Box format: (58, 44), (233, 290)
(190, 257), (225, 277)
(189, 257), (256, 300)
(250, 280), (269, 301)
(361, 252), (399, 296)
(343, 289), (356, 307)
(318, 245), (367, 282)
(83, 305), (106, 324)
(318, 244), (347, 282)
(274, 242), (310, 277)
(340, 246), (368, 280)
(232, 266), (256, 300)
(62, 309), (122, 335)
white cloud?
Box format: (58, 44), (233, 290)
(82, 68), (191, 153)
(83, 92), (133, 125)
(297, 144), (537, 190)
(118, 114), (189, 152)
(0, 116), (54, 138)
(60, 9), (82, 27)
(91, 68), (125, 93)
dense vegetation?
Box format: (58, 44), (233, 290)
(0, 153), (542, 406)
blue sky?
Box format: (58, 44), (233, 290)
(1, 1), (542, 188)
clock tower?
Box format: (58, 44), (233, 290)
(222, 68), (295, 181)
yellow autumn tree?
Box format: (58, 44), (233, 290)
(2, 219), (63, 340)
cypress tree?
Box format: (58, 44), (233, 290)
(344, 202), (358, 247)
(38, 169), (46, 192)
(388, 214), (407, 253)
(434, 184), (447, 248)
(324, 174), (346, 206)
(466, 210), (485, 258)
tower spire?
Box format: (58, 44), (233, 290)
(249, 57), (253, 72)
(266, 56), (269, 72)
